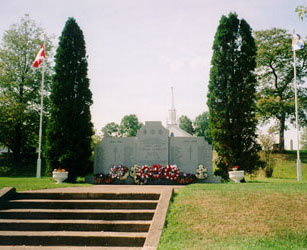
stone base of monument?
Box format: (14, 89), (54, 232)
(86, 175), (221, 185)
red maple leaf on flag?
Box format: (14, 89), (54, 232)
(32, 44), (45, 68)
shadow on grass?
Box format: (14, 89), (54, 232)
(163, 191), (179, 230)
(0, 153), (48, 177)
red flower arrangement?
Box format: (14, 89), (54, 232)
(94, 172), (105, 184)
(54, 168), (66, 172)
(151, 164), (163, 179)
(232, 166), (239, 171)
(134, 165), (152, 184)
(104, 174), (115, 184)
(176, 172), (197, 185)
(164, 165), (179, 180)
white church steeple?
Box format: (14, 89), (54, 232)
(168, 87), (177, 125)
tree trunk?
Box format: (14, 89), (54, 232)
(279, 116), (285, 152)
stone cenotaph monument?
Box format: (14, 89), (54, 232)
(94, 88), (220, 183)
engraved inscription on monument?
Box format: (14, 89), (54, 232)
(137, 122), (168, 166)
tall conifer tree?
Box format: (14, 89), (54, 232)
(46, 18), (93, 182)
(207, 13), (262, 180)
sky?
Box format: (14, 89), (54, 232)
(0, 0), (306, 149)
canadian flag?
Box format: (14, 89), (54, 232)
(32, 44), (45, 68)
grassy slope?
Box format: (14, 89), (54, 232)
(159, 181), (307, 249)
(159, 151), (307, 249)
(270, 151), (307, 179)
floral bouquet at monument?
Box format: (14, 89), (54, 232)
(176, 172), (197, 185)
(134, 165), (152, 184)
(94, 172), (105, 184)
(151, 164), (163, 179)
(163, 165), (180, 181)
(109, 164), (129, 180)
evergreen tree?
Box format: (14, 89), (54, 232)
(46, 18), (93, 182)
(207, 13), (262, 180)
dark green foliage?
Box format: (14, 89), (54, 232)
(207, 13), (262, 180)
(194, 112), (212, 144)
(45, 18), (93, 182)
(179, 115), (194, 135)
(0, 152), (47, 177)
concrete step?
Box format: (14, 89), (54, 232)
(0, 209), (155, 220)
(4, 199), (157, 210)
(15, 192), (160, 200)
(0, 231), (147, 247)
(0, 187), (174, 249)
(0, 247), (143, 250)
(0, 219), (151, 232)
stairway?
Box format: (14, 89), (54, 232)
(0, 189), (163, 248)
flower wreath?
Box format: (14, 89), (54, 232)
(105, 174), (115, 184)
(151, 164), (163, 179)
(94, 172), (105, 184)
(109, 164), (128, 179)
(130, 164), (140, 178)
(134, 165), (152, 184)
(176, 172), (197, 185)
(164, 165), (179, 180)
(195, 164), (208, 179)
(119, 166), (129, 180)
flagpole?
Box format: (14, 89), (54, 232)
(293, 30), (302, 182)
(36, 59), (45, 178)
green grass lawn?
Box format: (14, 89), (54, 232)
(0, 177), (91, 191)
(270, 150), (307, 180)
(159, 180), (307, 249)
(0, 153), (92, 191)
(159, 152), (307, 249)
(1, 151), (307, 249)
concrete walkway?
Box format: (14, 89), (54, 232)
(20, 185), (182, 194)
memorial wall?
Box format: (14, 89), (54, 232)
(94, 121), (220, 183)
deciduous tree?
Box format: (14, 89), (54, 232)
(120, 114), (142, 137)
(255, 28), (307, 151)
(179, 115), (194, 135)
(301, 127), (307, 150)
(0, 14), (53, 161)
(295, 5), (307, 20)
(102, 122), (121, 137)
(194, 112), (212, 144)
